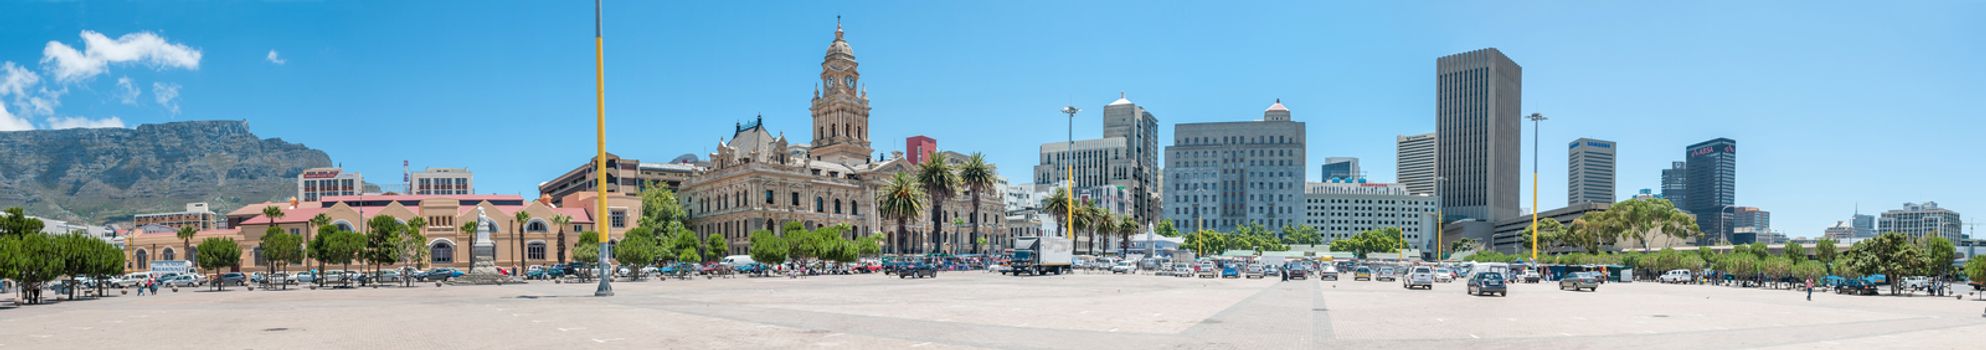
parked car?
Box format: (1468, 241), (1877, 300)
(1403, 266), (1434, 290)
(418, 268), (463, 282)
(1197, 262), (1219, 279)
(1172, 263), (1195, 278)
(296, 271), (318, 284)
(160, 274), (202, 288)
(370, 270), (402, 283)
(115, 272), (151, 288)
(1220, 265), (1241, 279)
(1559, 272), (1600, 292)
(217, 272), (247, 286)
(1353, 266), (1373, 281)
(1520, 270), (1542, 283)
(1244, 264), (1266, 279)
(1467, 272), (1508, 297)
(1659, 269), (1693, 283)
(1320, 265), (1339, 281)
(1110, 262), (1137, 274)
(1376, 267), (1398, 282)
(1286, 265), (1310, 280)
(896, 261), (938, 279)
(1433, 268), (1455, 283)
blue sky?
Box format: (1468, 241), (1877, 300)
(2, 1), (1981, 238)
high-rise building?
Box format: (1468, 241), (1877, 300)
(297, 167), (362, 202)
(1163, 100), (1307, 232)
(1302, 180), (1439, 248)
(538, 153), (701, 208)
(1852, 213), (1876, 238)
(1728, 206), (1769, 244)
(1823, 221), (1855, 241)
(1660, 161), (1687, 207)
(905, 136), (937, 165)
(1436, 48), (1522, 222)
(133, 202), (222, 231)
(1684, 138), (1737, 244)
(1396, 133), (1437, 196)
(1879, 202), (1963, 242)
(409, 167), (474, 196)
(1567, 138), (1616, 205)
(1320, 157), (1360, 181)
(1035, 93), (1161, 223)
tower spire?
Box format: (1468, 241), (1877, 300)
(836, 16), (844, 40)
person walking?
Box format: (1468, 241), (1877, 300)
(1279, 264), (1289, 282)
(136, 278), (149, 296)
(1805, 277), (1815, 301)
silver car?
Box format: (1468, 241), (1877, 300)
(1403, 266), (1435, 290)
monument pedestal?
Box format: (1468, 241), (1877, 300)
(448, 208), (523, 286)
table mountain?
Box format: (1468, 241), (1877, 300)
(0, 120), (331, 225)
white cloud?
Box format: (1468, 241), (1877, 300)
(266, 50), (286, 65)
(40, 30), (202, 82)
(115, 76), (140, 104)
(0, 61), (38, 96)
(0, 102), (31, 131)
(46, 116), (125, 129)
(152, 82), (181, 114)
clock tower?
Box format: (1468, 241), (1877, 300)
(810, 18), (873, 165)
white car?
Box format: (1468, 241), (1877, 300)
(159, 274), (202, 287)
(1659, 269), (1693, 283)
(1109, 262), (1137, 274)
(1433, 268), (1455, 283)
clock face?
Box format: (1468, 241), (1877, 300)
(843, 76), (856, 89)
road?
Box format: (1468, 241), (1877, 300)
(1, 271), (1981, 349)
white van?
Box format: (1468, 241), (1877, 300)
(1659, 269), (1693, 283)
(720, 255), (756, 268)
(1465, 262), (1511, 282)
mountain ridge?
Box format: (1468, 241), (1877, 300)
(0, 120), (332, 225)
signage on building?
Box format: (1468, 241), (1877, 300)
(150, 260), (191, 274)
(301, 169), (342, 179)
(1689, 145), (1735, 157)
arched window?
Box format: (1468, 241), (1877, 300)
(188, 246), (199, 264)
(334, 221), (354, 232)
(135, 249), (149, 268)
(161, 247), (176, 261)
(526, 220), (549, 233)
(254, 246), (266, 265)
(527, 242), (547, 261)
(431, 241), (455, 264)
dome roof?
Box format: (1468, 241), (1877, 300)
(1265, 98), (1289, 112)
(1108, 92), (1133, 106)
(825, 18), (854, 59)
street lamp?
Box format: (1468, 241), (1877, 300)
(1526, 113), (1548, 263)
(1435, 176), (1446, 260)
(1062, 105), (1080, 259)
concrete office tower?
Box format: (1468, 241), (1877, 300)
(1879, 202), (1963, 242)
(1567, 138), (1617, 205)
(1684, 138), (1737, 244)
(1660, 161), (1687, 207)
(1321, 157), (1360, 181)
(409, 167), (474, 195)
(1852, 212), (1876, 238)
(1824, 221), (1855, 241)
(905, 136), (936, 165)
(1729, 206), (1769, 244)
(1436, 48), (1522, 222)
(1397, 133), (1438, 196)
(1302, 181), (1439, 248)
(1036, 93), (1161, 223)
(1163, 100), (1307, 232)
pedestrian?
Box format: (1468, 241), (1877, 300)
(1280, 265), (1289, 282)
(136, 279), (149, 296)
(1805, 277), (1814, 301)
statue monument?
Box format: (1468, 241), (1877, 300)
(453, 207), (514, 285)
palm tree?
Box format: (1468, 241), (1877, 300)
(514, 210), (533, 270)
(956, 153), (996, 254)
(1117, 214), (1140, 257)
(303, 212), (325, 267)
(552, 214), (572, 264)
(1074, 201), (1100, 255)
(876, 172), (926, 257)
(176, 226), (198, 263)
(461, 221), (480, 272)
(1043, 187), (1072, 239)
(915, 152), (959, 255)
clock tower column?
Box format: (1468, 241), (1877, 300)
(810, 18), (872, 165)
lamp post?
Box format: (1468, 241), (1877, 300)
(596, 239), (614, 296)
(1062, 105), (1080, 259)
(1526, 113), (1547, 263)
(1435, 176), (1447, 260)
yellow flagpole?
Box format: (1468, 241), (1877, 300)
(591, 0), (613, 297)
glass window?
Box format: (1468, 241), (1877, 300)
(610, 209), (627, 228)
(527, 242), (546, 260)
(431, 242), (454, 264)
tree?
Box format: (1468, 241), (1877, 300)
(1182, 229), (1227, 257)
(363, 216), (405, 284)
(1783, 241), (1806, 262)
(1117, 215), (1140, 256)
(1814, 238), (1839, 269)
(1281, 225), (1323, 245)
(1965, 259), (1986, 299)
(460, 221), (481, 275)
(957, 152), (997, 254)
(748, 229), (786, 269)
(194, 237), (243, 290)
(614, 229), (661, 280)
(1155, 220), (1180, 238)
(572, 231), (601, 280)
(915, 152), (959, 254)
(260, 229), (303, 289)
(1334, 228), (1406, 259)
(552, 214), (573, 264)
(398, 217), (429, 287)
(0, 207), (45, 236)
(637, 184), (688, 229)
(1, 233), (62, 304)
(305, 212), (327, 269)
(313, 230), (365, 287)
(1521, 219), (1567, 253)
(1599, 198), (1698, 250)
(1842, 232), (1927, 296)
(1448, 238), (1481, 256)
(176, 226), (199, 263)
(1073, 200), (1101, 255)
(704, 234), (729, 259)
(1043, 187), (1072, 239)
(1919, 236), (1956, 279)
(876, 172), (925, 256)
(514, 210), (532, 271)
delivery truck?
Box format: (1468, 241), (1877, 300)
(1007, 236), (1074, 276)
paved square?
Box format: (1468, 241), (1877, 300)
(2, 272), (1981, 349)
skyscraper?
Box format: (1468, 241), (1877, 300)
(1037, 93), (1161, 223)
(1436, 48), (1522, 222)
(1852, 213), (1876, 238)
(1660, 161), (1687, 207)
(1396, 133), (1437, 196)
(1163, 100), (1307, 232)
(1879, 202), (1963, 242)
(1567, 138), (1616, 205)
(1684, 138), (1737, 244)
(1729, 206), (1769, 244)
(1321, 157), (1359, 181)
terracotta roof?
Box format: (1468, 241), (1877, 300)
(317, 194), (524, 202)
